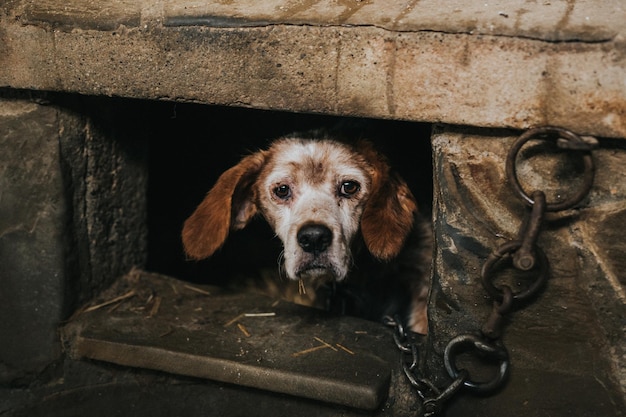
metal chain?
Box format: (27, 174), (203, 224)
(384, 315), (468, 417)
(386, 126), (598, 416)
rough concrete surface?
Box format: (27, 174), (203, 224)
(61, 271), (410, 413)
(0, 96), (149, 385)
(0, 99), (66, 382)
(56, 98), (149, 307)
(428, 126), (625, 416)
(0, 0), (624, 138)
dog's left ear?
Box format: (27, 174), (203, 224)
(182, 151), (267, 260)
(358, 141), (418, 261)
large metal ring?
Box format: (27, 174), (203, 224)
(506, 126), (595, 212)
(481, 240), (549, 303)
(443, 334), (509, 393)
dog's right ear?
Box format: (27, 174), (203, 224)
(356, 140), (418, 261)
(182, 151), (267, 260)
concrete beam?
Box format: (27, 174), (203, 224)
(0, 0), (624, 138)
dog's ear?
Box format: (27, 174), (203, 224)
(182, 151), (267, 260)
(358, 141), (418, 261)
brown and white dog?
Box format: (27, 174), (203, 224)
(182, 130), (431, 334)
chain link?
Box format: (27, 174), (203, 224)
(387, 126), (597, 416)
(384, 316), (467, 416)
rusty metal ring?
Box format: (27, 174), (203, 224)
(444, 334), (509, 393)
(481, 240), (549, 303)
(506, 126), (595, 212)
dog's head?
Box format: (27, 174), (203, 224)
(182, 135), (417, 284)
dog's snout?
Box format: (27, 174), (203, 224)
(297, 224), (332, 254)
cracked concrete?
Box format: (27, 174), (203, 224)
(157, 0), (625, 42)
(0, 0), (624, 138)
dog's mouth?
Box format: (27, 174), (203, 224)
(285, 231), (351, 284)
(295, 262), (341, 282)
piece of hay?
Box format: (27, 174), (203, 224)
(183, 284), (211, 295)
(336, 343), (355, 355)
(237, 323), (251, 337)
(83, 290), (136, 313)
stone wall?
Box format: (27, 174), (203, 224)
(428, 126), (626, 413)
(0, 95), (148, 384)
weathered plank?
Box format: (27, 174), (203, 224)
(62, 271), (406, 411)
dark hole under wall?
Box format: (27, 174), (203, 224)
(145, 103), (433, 287)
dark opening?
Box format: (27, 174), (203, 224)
(145, 103), (433, 288)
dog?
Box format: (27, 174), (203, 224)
(181, 130), (431, 334)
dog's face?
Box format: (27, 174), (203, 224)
(256, 139), (372, 282)
(182, 135), (417, 286)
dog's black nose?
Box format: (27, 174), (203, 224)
(297, 224), (332, 254)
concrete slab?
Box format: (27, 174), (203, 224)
(0, 0), (624, 138)
(61, 270), (403, 411)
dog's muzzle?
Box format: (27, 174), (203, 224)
(294, 223), (341, 280)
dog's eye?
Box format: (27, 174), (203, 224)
(339, 181), (360, 197)
(273, 184), (291, 200)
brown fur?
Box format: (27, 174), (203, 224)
(182, 152), (267, 259)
